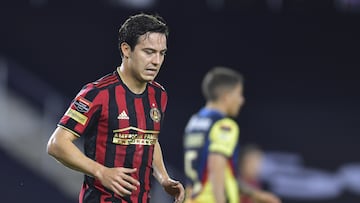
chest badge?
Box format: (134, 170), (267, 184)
(150, 107), (161, 123)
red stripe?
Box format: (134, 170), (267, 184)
(201, 166), (208, 185)
(97, 77), (118, 89)
(95, 74), (118, 88)
(114, 85), (128, 168)
(142, 191), (149, 203)
(77, 84), (94, 96)
(135, 97), (146, 129)
(145, 86), (160, 192)
(132, 97), (146, 199)
(59, 113), (70, 126)
(78, 183), (88, 203)
(100, 194), (111, 203)
(160, 91), (168, 113)
(74, 119), (86, 135)
(146, 145), (154, 192)
(148, 86), (161, 131)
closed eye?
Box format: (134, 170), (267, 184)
(143, 48), (167, 56)
(143, 49), (155, 55)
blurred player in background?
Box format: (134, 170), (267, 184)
(47, 13), (184, 203)
(183, 67), (281, 203)
(238, 144), (269, 203)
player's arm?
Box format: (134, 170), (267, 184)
(208, 152), (227, 203)
(208, 118), (240, 203)
(238, 178), (257, 196)
(236, 158), (281, 203)
(238, 177), (281, 203)
(47, 127), (100, 173)
(152, 140), (185, 203)
(47, 127), (140, 196)
(252, 190), (282, 203)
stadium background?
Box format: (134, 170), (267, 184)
(0, 0), (359, 202)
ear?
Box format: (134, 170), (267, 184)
(120, 42), (131, 58)
(222, 91), (231, 105)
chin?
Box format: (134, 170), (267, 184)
(142, 75), (157, 82)
(145, 77), (156, 82)
(232, 110), (241, 117)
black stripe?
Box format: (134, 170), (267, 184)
(124, 90), (136, 168)
(83, 86), (99, 102)
(84, 108), (101, 160)
(83, 185), (102, 203)
(104, 86), (117, 167)
(105, 196), (123, 203)
(103, 85), (118, 197)
(83, 107), (101, 158)
(84, 108), (101, 187)
(81, 86), (100, 188)
(64, 118), (78, 131)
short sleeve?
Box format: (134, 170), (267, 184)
(58, 84), (102, 137)
(208, 118), (239, 157)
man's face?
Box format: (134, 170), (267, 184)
(225, 83), (245, 117)
(241, 151), (263, 178)
(127, 32), (167, 83)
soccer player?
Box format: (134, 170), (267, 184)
(183, 67), (281, 203)
(47, 13), (184, 203)
(238, 145), (281, 203)
(238, 144), (266, 203)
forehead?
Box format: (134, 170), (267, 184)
(136, 32), (167, 50)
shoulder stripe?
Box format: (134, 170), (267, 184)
(149, 81), (166, 92)
(94, 73), (119, 88)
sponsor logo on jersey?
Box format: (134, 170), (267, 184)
(117, 110), (129, 120)
(65, 108), (88, 125)
(112, 127), (159, 145)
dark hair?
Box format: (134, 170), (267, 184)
(202, 66), (244, 102)
(118, 13), (169, 57)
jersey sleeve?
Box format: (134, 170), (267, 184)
(208, 118), (239, 157)
(58, 84), (102, 137)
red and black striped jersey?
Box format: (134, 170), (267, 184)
(58, 69), (168, 203)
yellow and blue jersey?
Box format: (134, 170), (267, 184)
(184, 108), (240, 203)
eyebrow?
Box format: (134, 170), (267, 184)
(143, 48), (167, 53)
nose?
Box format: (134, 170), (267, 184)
(152, 53), (162, 66)
(241, 97), (245, 106)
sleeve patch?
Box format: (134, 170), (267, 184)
(65, 108), (88, 125)
(220, 125), (231, 132)
(73, 96), (92, 113)
(208, 118), (239, 157)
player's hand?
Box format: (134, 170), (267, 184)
(96, 167), (140, 197)
(253, 190), (281, 203)
(161, 178), (185, 203)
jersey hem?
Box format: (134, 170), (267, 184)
(57, 124), (81, 138)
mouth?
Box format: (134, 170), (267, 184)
(144, 68), (158, 75)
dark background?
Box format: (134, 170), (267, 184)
(1, 0), (359, 202)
